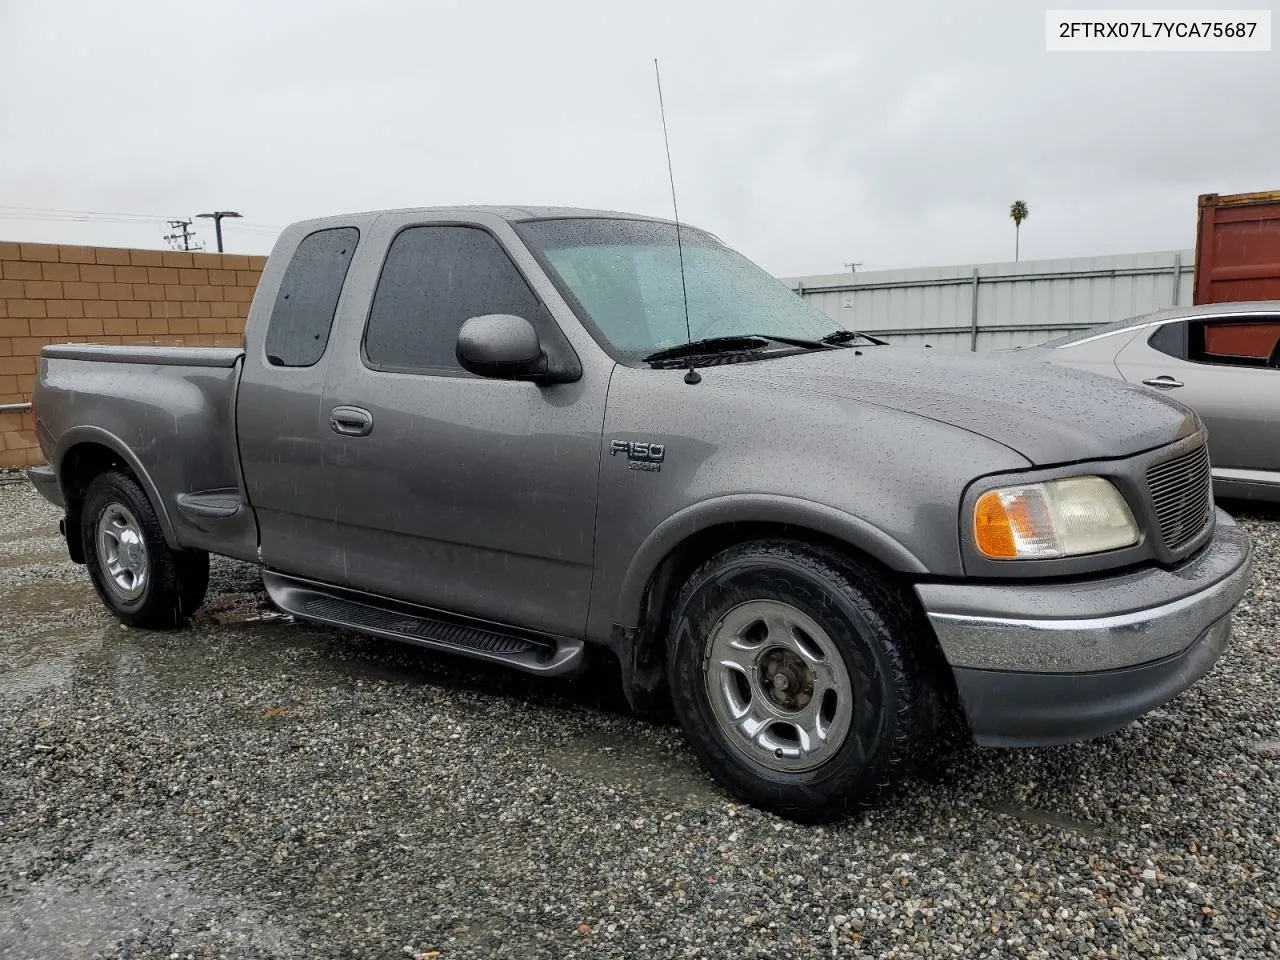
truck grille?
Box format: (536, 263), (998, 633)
(1146, 443), (1212, 550)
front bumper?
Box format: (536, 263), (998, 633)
(915, 509), (1252, 746)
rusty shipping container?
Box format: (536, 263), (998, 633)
(1193, 190), (1280, 304)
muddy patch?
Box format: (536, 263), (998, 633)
(193, 590), (293, 627)
(0, 581), (110, 701)
(540, 725), (716, 807)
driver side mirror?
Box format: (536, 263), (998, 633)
(456, 314), (549, 381)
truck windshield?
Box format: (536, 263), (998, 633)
(516, 218), (841, 363)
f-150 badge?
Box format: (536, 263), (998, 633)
(611, 439), (665, 472)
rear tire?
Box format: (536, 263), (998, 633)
(81, 470), (209, 629)
(666, 540), (939, 821)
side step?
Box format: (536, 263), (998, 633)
(261, 571), (585, 676)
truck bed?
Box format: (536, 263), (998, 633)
(34, 344), (258, 563)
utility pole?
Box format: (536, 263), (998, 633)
(163, 219), (203, 252)
(197, 210), (242, 253)
(844, 261), (863, 274)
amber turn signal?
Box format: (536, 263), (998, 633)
(973, 489), (1021, 559)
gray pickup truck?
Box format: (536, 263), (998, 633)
(28, 206), (1253, 819)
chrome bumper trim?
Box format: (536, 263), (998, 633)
(917, 511), (1252, 673)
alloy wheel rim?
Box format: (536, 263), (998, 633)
(96, 502), (148, 601)
(704, 599), (854, 774)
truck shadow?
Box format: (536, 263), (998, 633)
(198, 555), (645, 721)
(321, 628), (641, 721)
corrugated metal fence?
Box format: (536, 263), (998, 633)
(783, 249), (1195, 351)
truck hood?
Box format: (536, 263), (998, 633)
(723, 346), (1199, 465)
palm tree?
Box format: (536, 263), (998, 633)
(1009, 201), (1029, 261)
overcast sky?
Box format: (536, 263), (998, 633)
(1, 0), (1276, 276)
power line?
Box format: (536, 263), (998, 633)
(0, 204), (174, 223)
(0, 204), (285, 232)
(218, 221), (284, 233)
(0, 212), (169, 225)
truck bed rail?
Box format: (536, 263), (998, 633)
(42, 344), (244, 367)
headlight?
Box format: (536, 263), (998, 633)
(973, 476), (1138, 560)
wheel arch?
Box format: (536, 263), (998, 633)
(616, 496), (927, 629)
(610, 496), (931, 715)
(56, 428), (178, 562)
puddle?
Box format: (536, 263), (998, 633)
(0, 579), (99, 620)
(541, 726), (717, 807)
(0, 657), (77, 701)
(985, 801), (1112, 837)
(0, 548), (68, 569)
(0, 842), (305, 960)
(0, 635), (111, 701)
(0, 580), (109, 700)
(0, 580), (303, 703)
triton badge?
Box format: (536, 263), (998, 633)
(611, 439), (665, 472)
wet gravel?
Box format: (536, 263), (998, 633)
(1, 475), (1278, 959)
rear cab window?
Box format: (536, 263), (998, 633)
(264, 227), (360, 367)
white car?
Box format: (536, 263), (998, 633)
(1016, 301), (1280, 501)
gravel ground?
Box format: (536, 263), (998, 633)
(1, 474), (1278, 959)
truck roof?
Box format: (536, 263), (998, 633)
(290, 205), (678, 232)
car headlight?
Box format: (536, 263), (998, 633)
(973, 476), (1139, 560)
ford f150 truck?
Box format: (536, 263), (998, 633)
(27, 207), (1253, 819)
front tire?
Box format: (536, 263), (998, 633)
(81, 470), (209, 629)
(666, 540), (939, 821)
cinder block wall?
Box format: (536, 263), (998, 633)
(0, 241), (264, 467)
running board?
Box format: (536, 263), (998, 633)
(261, 571), (584, 676)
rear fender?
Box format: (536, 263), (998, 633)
(55, 425), (179, 549)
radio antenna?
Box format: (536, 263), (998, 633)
(653, 58), (700, 384)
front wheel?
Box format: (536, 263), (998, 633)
(666, 540), (939, 821)
(81, 470), (209, 629)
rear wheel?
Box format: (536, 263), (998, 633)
(81, 470), (209, 628)
(666, 540), (938, 821)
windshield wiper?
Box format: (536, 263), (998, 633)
(820, 330), (886, 346)
(643, 336), (773, 365)
(644, 333), (849, 366)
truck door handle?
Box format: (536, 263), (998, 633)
(1142, 376), (1184, 389)
(330, 405), (373, 437)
